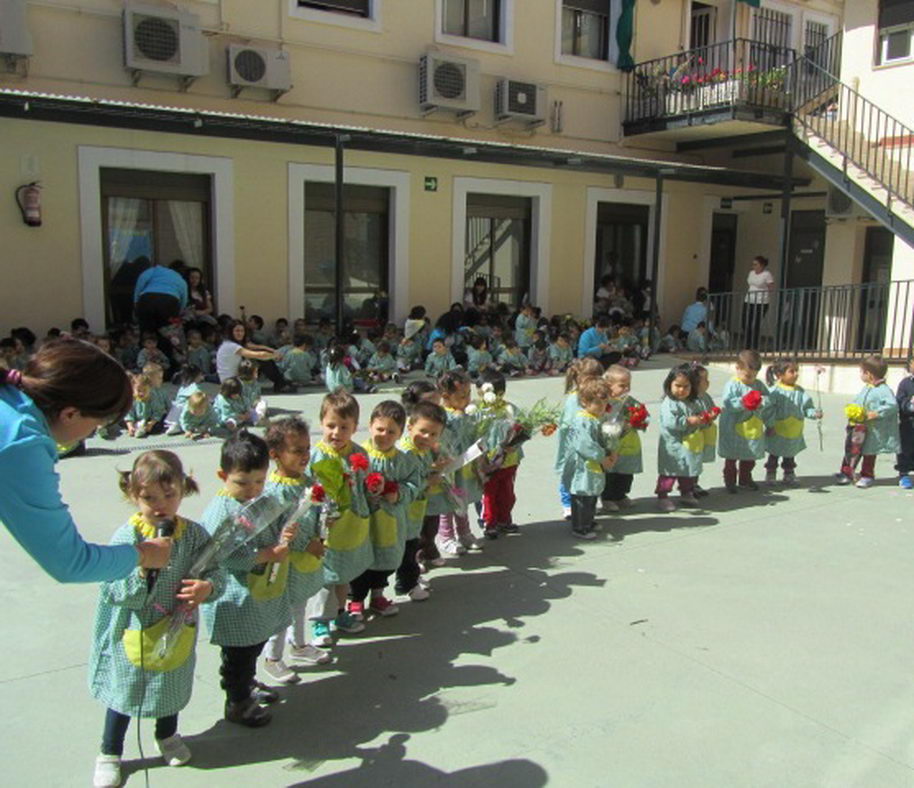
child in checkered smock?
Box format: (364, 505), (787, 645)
(88, 451), (224, 788)
(199, 432), (296, 730)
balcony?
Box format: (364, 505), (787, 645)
(623, 38), (797, 140)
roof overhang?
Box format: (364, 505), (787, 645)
(0, 89), (809, 191)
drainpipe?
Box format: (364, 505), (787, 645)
(334, 134), (347, 336)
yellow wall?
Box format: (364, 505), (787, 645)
(0, 113), (728, 335)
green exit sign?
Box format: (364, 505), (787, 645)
(424, 176), (438, 192)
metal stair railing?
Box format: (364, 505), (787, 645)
(788, 54), (914, 215)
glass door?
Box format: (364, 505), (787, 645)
(465, 194), (531, 308)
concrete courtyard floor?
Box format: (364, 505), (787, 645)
(3, 361), (914, 787)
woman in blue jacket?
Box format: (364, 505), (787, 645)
(0, 340), (172, 582)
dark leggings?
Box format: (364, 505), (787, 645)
(101, 709), (178, 756)
(350, 569), (393, 602)
(219, 642), (266, 703)
(395, 537), (420, 594)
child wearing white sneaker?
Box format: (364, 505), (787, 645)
(693, 365), (720, 497)
(836, 355), (899, 487)
(555, 358), (603, 520)
(90, 451), (222, 788)
(764, 359), (822, 485)
(656, 364), (705, 511)
(262, 418), (330, 684)
(348, 401), (419, 618)
(600, 365), (645, 513)
(436, 369), (484, 556)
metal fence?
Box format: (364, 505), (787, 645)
(700, 280), (914, 362)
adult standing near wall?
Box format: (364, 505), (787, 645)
(577, 315), (622, 368)
(133, 259), (188, 363)
(742, 256), (775, 350)
(0, 340), (171, 582)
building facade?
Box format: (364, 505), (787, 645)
(4, 0), (910, 357)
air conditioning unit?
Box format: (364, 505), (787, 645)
(227, 45), (291, 99)
(123, 4), (208, 85)
(825, 185), (860, 219)
(495, 78), (546, 125)
(0, 0), (33, 59)
(418, 51), (480, 115)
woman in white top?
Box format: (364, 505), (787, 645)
(742, 256), (775, 349)
(216, 320), (293, 391)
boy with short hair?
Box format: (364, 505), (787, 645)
(305, 391), (373, 646)
(200, 431), (295, 728)
(262, 417), (331, 683)
(548, 332), (574, 375)
(280, 334), (317, 386)
(425, 338), (457, 377)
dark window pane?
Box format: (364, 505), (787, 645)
(886, 28), (912, 59)
(298, 0), (370, 17)
(561, 7), (577, 55)
(467, 0), (497, 41)
(443, 0), (466, 35)
(579, 10), (607, 59)
(563, 0), (610, 14)
(879, 0), (914, 29)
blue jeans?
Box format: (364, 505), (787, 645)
(559, 482), (571, 508)
(101, 709), (178, 756)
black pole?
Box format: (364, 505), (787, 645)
(650, 174), (664, 332)
(777, 140), (794, 353)
(334, 134), (346, 336)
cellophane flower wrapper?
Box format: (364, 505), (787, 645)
(156, 494), (293, 659)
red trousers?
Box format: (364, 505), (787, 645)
(482, 466), (518, 526)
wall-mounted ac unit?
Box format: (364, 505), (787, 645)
(123, 4), (208, 85)
(825, 185), (861, 220)
(419, 51), (480, 115)
(495, 78), (546, 125)
(0, 0), (33, 59)
(227, 45), (291, 99)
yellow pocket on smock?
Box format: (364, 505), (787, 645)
(408, 498), (429, 523)
(290, 550), (321, 573)
(682, 430), (705, 454)
(247, 560), (289, 601)
(586, 459), (603, 474)
(735, 415), (764, 440)
(370, 509), (398, 548)
(618, 430), (641, 456)
(122, 615), (194, 672)
(325, 509), (369, 551)
(702, 423), (718, 447)
(774, 416), (804, 439)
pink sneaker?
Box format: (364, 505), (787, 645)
(369, 595), (400, 617)
(346, 600), (365, 620)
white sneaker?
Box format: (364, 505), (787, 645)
(288, 643), (332, 665)
(437, 537), (466, 557)
(657, 498), (677, 512)
(417, 576), (432, 590)
(408, 585), (430, 601)
(156, 733), (191, 767)
(263, 658), (301, 684)
(165, 422), (182, 436)
(457, 532), (483, 552)
(93, 755), (121, 788)
(855, 477), (875, 489)
(679, 493), (700, 507)
(562, 506), (572, 520)
(428, 556), (447, 567)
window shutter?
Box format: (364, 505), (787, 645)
(298, 0), (370, 16)
(563, 0), (611, 14)
(880, 0), (914, 29)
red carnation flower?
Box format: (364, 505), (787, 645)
(627, 404), (650, 430)
(383, 480), (400, 496)
(711, 406), (721, 417)
(365, 472), (385, 495)
(311, 484), (325, 503)
(349, 453), (369, 472)
(742, 390), (763, 411)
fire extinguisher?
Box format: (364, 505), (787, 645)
(15, 182), (42, 227)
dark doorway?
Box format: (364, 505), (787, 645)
(780, 210), (825, 349)
(465, 194), (532, 308)
(708, 212), (737, 293)
(860, 226), (894, 351)
(593, 202), (649, 309)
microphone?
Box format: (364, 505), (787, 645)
(146, 518), (176, 593)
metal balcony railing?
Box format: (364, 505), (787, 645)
(698, 280), (914, 362)
(624, 38), (796, 125)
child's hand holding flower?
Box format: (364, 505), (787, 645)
(176, 578), (213, 609)
(741, 390), (763, 411)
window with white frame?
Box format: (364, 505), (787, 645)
(442, 0), (502, 43)
(561, 0), (612, 61)
(878, 0), (914, 64)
